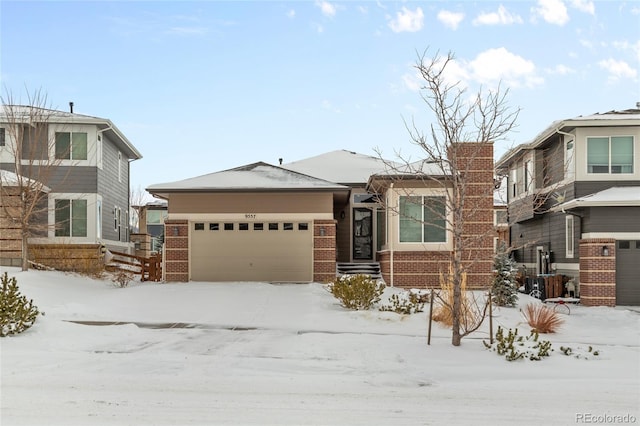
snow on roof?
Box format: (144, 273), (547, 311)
(0, 170), (50, 192)
(497, 108), (640, 167)
(147, 162), (348, 193)
(0, 105), (142, 160)
(553, 186), (640, 211)
(283, 150), (392, 185)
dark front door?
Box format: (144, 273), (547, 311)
(353, 208), (373, 260)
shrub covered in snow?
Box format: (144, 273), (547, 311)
(327, 274), (385, 310)
(0, 272), (40, 337)
(491, 243), (518, 307)
(379, 290), (426, 314)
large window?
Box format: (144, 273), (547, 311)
(587, 136), (634, 174)
(0, 128), (5, 146)
(55, 132), (87, 160)
(55, 199), (87, 237)
(399, 196), (446, 243)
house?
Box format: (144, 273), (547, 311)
(495, 107), (640, 306)
(131, 200), (168, 258)
(0, 104), (142, 268)
(146, 144), (495, 288)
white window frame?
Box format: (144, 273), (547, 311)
(565, 215), (574, 259)
(586, 135), (634, 175)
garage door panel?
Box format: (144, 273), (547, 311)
(191, 222), (313, 282)
(616, 240), (640, 306)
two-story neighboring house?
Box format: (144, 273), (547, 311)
(496, 107), (640, 306)
(0, 104), (142, 267)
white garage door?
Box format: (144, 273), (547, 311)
(191, 221), (313, 282)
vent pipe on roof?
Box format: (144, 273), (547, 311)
(279, 158), (283, 165)
(636, 101), (640, 109)
(69, 102), (74, 113)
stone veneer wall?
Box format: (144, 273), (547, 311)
(579, 238), (616, 307)
(164, 219), (189, 282)
(314, 219), (337, 283)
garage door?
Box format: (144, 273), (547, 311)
(191, 221), (313, 282)
(616, 240), (640, 305)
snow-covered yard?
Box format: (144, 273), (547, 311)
(1, 267), (639, 426)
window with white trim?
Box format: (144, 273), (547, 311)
(55, 132), (87, 160)
(565, 215), (574, 258)
(587, 136), (634, 174)
(55, 199), (87, 237)
(399, 196), (446, 243)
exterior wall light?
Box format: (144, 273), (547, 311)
(602, 245), (609, 257)
(320, 227), (326, 236)
(173, 226), (179, 236)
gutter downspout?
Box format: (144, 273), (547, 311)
(389, 183), (394, 287)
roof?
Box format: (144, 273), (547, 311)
(551, 186), (640, 211)
(497, 108), (640, 168)
(283, 150), (392, 185)
(0, 105), (142, 160)
(0, 170), (51, 192)
(146, 162), (349, 196)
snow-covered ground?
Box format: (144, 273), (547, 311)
(1, 267), (639, 426)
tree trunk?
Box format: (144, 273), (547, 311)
(21, 230), (29, 271)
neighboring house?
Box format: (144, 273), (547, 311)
(0, 105), (142, 267)
(146, 145), (495, 288)
(496, 107), (640, 306)
(131, 200), (167, 257)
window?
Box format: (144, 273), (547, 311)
(55, 199), (87, 237)
(283, 222), (294, 230)
(146, 210), (167, 225)
(565, 139), (575, 180)
(565, 216), (574, 258)
(268, 223), (279, 230)
(55, 132), (87, 160)
(399, 196), (446, 243)
(495, 210), (508, 225)
(210, 223), (219, 231)
(524, 160), (532, 192)
(0, 128), (5, 146)
(239, 223), (249, 230)
(96, 199), (102, 239)
(118, 152), (123, 182)
(588, 136), (634, 174)
(253, 223), (264, 231)
(224, 223), (234, 231)
(298, 223), (309, 231)
(194, 223), (204, 231)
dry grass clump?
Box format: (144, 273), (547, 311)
(432, 269), (484, 327)
(521, 303), (563, 333)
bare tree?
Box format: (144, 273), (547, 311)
(378, 50), (520, 346)
(0, 89), (67, 270)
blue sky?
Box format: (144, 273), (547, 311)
(1, 1), (638, 193)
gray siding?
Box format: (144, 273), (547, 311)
(582, 206), (640, 233)
(0, 163), (97, 193)
(98, 133), (131, 243)
(575, 181), (640, 198)
(510, 211), (579, 266)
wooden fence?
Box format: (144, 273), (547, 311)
(109, 250), (162, 282)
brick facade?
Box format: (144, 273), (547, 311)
(313, 219), (337, 283)
(164, 219), (189, 282)
(380, 142), (495, 289)
(579, 238), (616, 307)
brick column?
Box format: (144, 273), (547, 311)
(313, 219), (336, 283)
(451, 142), (495, 289)
(164, 220), (189, 282)
(579, 238), (616, 307)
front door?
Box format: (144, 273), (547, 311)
(353, 208), (373, 260)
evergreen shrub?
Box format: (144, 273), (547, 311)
(327, 274), (385, 310)
(0, 272), (40, 337)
